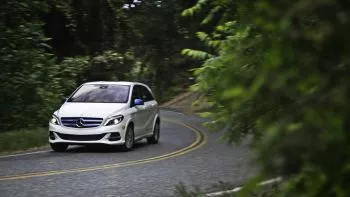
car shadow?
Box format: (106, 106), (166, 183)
(63, 141), (150, 153)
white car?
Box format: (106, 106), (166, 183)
(49, 81), (160, 152)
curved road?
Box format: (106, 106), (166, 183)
(0, 110), (254, 197)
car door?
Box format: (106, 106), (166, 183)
(139, 85), (158, 135)
(130, 85), (148, 138)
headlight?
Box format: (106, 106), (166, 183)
(50, 115), (60, 125)
(105, 115), (124, 126)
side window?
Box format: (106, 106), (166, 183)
(140, 86), (154, 102)
(131, 86), (141, 101)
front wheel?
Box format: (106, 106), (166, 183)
(147, 121), (160, 144)
(122, 126), (134, 151)
(50, 143), (68, 152)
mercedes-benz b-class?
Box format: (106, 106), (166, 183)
(49, 81), (160, 152)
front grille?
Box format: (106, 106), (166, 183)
(56, 133), (106, 141)
(60, 117), (103, 128)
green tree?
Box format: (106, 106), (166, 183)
(124, 0), (203, 100)
(0, 0), (88, 131)
(183, 0), (350, 196)
(44, 0), (202, 100)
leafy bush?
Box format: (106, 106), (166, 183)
(183, 0), (350, 196)
(0, 0), (88, 131)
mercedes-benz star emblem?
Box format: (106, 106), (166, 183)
(76, 118), (84, 128)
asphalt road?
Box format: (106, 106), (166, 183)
(0, 110), (255, 197)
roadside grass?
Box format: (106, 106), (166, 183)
(0, 128), (48, 153)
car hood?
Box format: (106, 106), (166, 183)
(57, 102), (128, 118)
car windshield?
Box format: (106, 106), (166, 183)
(68, 84), (130, 103)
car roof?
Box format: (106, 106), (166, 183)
(83, 81), (148, 87)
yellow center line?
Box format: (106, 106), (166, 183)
(0, 119), (207, 181)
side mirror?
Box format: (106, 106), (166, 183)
(134, 98), (144, 106)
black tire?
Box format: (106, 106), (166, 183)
(50, 143), (68, 152)
(147, 121), (160, 144)
(122, 126), (135, 151)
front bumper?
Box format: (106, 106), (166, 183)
(49, 122), (127, 145)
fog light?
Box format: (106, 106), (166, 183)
(108, 133), (121, 141)
(49, 131), (56, 140)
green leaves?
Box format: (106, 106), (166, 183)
(181, 49), (213, 60)
(181, 0), (210, 17)
(0, 0), (91, 131)
(183, 0), (350, 196)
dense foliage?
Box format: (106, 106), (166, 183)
(44, 0), (202, 97)
(0, 0), (201, 131)
(183, 0), (350, 196)
(0, 1), (87, 130)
